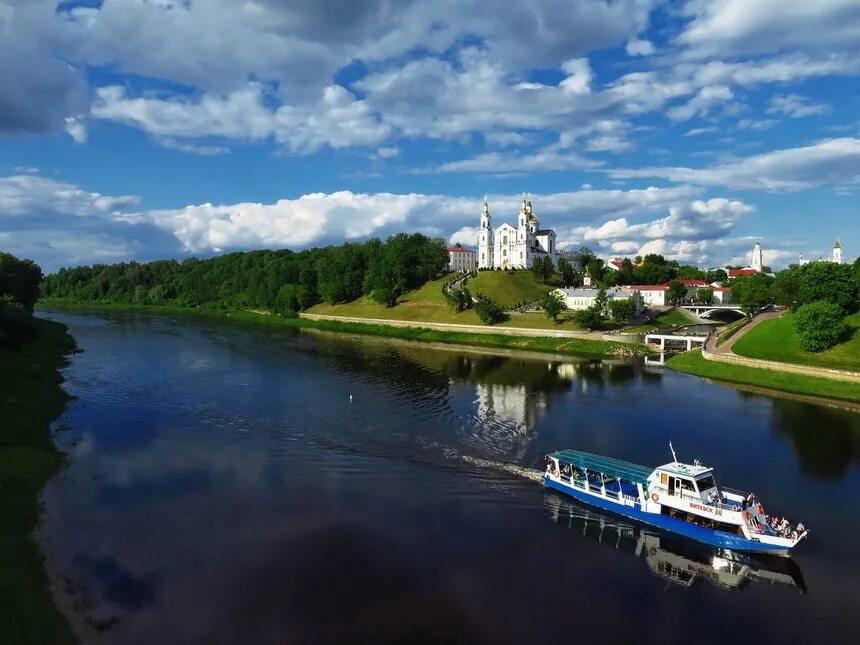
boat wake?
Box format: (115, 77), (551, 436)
(459, 455), (544, 484)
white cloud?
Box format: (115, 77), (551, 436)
(667, 85), (733, 121)
(609, 138), (860, 191)
(767, 94), (830, 118)
(677, 0), (860, 59)
(428, 150), (603, 174)
(375, 146), (400, 158)
(684, 127), (718, 136)
(625, 39), (655, 57)
(737, 118), (778, 131)
(91, 83), (390, 154)
(0, 174), (139, 216)
(448, 226), (478, 247)
(159, 138), (230, 156)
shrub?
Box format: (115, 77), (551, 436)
(793, 301), (848, 352)
(371, 287), (399, 307)
(608, 298), (635, 322)
(538, 291), (566, 322)
(696, 287), (714, 305)
(475, 296), (505, 325)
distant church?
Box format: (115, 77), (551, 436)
(798, 238), (844, 266)
(478, 195), (557, 270)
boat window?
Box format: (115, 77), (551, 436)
(697, 475), (715, 491)
(680, 479), (695, 492)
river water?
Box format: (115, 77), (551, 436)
(37, 311), (860, 644)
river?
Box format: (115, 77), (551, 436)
(37, 310), (860, 643)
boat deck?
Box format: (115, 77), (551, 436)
(549, 449), (652, 486)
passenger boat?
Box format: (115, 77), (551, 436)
(543, 445), (808, 555)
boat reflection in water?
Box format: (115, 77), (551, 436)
(545, 493), (806, 593)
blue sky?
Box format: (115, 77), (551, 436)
(1, 0), (859, 271)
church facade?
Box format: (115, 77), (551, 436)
(477, 196), (557, 270)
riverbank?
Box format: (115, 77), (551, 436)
(667, 349), (860, 403)
(0, 318), (77, 643)
(37, 300), (650, 359)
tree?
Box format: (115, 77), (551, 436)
(696, 287), (714, 304)
(667, 280), (687, 305)
(608, 298), (635, 322)
(677, 265), (706, 280)
(444, 286), (471, 312)
(531, 255), (553, 282)
(793, 301), (849, 351)
(772, 266), (801, 308)
(475, 296), (505, 325)
(732, 273), (773, 316)
(797, 262), (857, 314)
(557, 257), (576, 287)
(0, 252), (42, 312)
(708, 268), (728, 283)
(633, 255), (671, 285)
(539, 291), (566, 322)
(586, 258), (606, 284)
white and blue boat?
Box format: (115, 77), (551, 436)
(544, 445), (808, 555)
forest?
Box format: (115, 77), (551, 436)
(41, 233), (449, 314)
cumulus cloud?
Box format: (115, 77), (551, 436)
(91, 83), (390, 154)
(609, 138), (860, 191)
(667, 85), (733, 121)
(0, 174), (139, 216)
(625, 39), (655, 57)
(677, 0), (860, 59)
(0, 1), (88, 134)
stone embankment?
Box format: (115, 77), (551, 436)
(702, 311), (860, 384)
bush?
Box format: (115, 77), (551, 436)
(608, 299), (635, 322)
(696, 287), (714, 305)
(574, 306), (605, 330)
(370, 287), (399, 307)
(0, 296), (35, 348)
(793, 301), (848, 352)
(444, 287), (471, 312)
(538, 291), (566, 322)
(475, 296), (505, 325)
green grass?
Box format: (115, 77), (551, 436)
(465, 270), (560, 308)
(716, 316), (750, 346)
(625, 309), (693, 333)
(40, 301), (648, 359)
(667, 349), (860, 403)
(732, 312), (860, 372)
(0, 318), (77, 644)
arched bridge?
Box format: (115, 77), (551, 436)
(680, 304), (745, 319)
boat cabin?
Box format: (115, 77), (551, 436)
(649, 461), (720, 505)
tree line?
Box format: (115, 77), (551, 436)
(41, 233), (449, 314)
(0, 252), (43, 347)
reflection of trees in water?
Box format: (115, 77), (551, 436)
(770, 399), (860, 479)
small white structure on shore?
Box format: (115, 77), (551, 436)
(447, 243), (477, 272)
(553, 287), (643, 316)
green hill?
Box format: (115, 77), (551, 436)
(466, 270), (560, 308)
(732, 312), (860, 372)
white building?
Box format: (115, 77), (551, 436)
(447, 244), (477, 272)
(553, 287), (643, 316)
(751, 240), (763, 273)
(833, 239), (843, 264)
(478, 196), (557, 270)
(629, 284), (670, 307)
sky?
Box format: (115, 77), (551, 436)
(1, 0), (859, 273)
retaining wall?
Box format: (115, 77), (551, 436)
(702, 344), (860, 384)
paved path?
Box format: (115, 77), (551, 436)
(300, 312), (608, 340)
(702, 310), (860, 383)
(706, 310), (779, 354)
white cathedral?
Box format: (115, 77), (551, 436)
(478, 195), (557, 270)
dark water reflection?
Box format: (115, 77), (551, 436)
(37, 311), (860, 644)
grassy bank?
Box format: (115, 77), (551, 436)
(625, 309), (692, 333)
(466, 270), (561, 308)
(39, 300), (649, 359)
(667, 349), (860, 403)
(732, 312), (860, 372)
(0, 318), (77, 643)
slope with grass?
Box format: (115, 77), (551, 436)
(466, 270), (561, 308)
(667, 349), (860, 403)
(1, 318), (77, 643)
(732, 312), (860, 373)
(625, 309), (693, 333)
(306, 272), (583, 331)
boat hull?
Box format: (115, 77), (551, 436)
(544, 476), (792, 555)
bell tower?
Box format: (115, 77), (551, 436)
(478, 197), (493, 269)
(751, 240), (763, 272)
(833, 238), (843, 264)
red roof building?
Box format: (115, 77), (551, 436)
(728, 268), (758, 278)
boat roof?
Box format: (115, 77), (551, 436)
(656, 462), (713, 477)
(549, 449), (653, 486)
